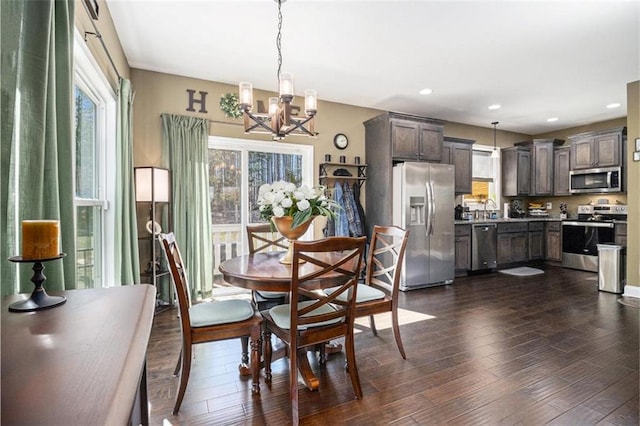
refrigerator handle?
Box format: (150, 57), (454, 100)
(425, 182), (432, 235)
(429, 181), (436, 235)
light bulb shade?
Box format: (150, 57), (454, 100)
(490, 149), (500, 159)
(304, 89), (317, 116)
(239, 82), (253, 111)
(279, 72), (294, 98)
(135, 167), (170, 202)
(268, 97), (279, 116)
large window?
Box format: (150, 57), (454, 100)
(208, 137), (313, 258)
(73, 31), (116, 287)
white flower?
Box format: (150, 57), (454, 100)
(281, 197), (293, 208)
(272, 206), (285, 217)
(296, 199), (310, 211)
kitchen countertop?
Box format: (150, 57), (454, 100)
(455, 218), (627, 225)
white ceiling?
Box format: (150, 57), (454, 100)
(105, 0), (639, 135)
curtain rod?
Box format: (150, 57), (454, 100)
(81, 1), (122, 81)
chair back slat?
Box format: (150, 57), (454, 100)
(246, 223), (288, 254)
(290, 237), (366, 333)
(365, 226), (409, 298)
(159, 233), (193, 331)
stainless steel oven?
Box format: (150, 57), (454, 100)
(562, 221), (615, 272)
(561, 204), (627, 272)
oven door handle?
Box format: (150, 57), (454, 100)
(562, 221), (614, 228)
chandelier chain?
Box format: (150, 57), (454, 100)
(276, 0), (283, 85)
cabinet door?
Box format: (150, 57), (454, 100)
(570, 137), (595, 169)
(452, 144), (472, 194)
(594, 132), (621, 167)
(528, 231), (544, 260)
(531, 142), (553, 196)
(497, 234), (512, 264)
(546, 231), (561, 261)
(419, 123), (443, 161)
(391, 120), (420, 160)
(512, 233), (528, 262)
(517, 150), (531, 196)
(455, 235), (471, 271)
(553, 147), (570, 195)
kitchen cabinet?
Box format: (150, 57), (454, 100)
(514, 138), (564, 196)
(442, 136), (475, 194)
(497, 222), (528, 266)
(569, 127), (626, 170)
(454, 224), (471, 275)
(528, 221), (545, 261)
(501, 146), (531, 196)
(546, 221), (562, 261)
(615, 223), (627, 247)
(553, 146), (571, 196)
(364, 111), (444, 237)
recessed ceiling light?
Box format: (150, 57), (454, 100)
(606, 103), (621, 109)
(488, 104), (501, 110)
(419, 88), (433, 95)
(547, 117), (558, 122)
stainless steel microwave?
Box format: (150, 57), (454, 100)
(569, 166), (622, 194)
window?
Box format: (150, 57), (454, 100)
(73, 31), (116, 287)
(463, 145), (501, 211)
(208, 137), (313, 260)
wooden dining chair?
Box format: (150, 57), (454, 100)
(158, 232), (262, 414)
(326, 225), (410, 359)
(246, 223), (289, 310)
(262, 236), (367, 425)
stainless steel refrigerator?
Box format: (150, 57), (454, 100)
(392, 162), (455, 290)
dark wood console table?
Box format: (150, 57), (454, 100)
(1, 285), (156, 425)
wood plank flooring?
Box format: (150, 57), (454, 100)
(146, 265), (639, 425)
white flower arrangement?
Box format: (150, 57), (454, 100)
(257, 180), (339, 229)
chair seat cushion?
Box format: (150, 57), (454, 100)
(326, 283), (386, 303)
(269, 300), (342, 330)
(256, 290), (288, 299)
(190, 299), (255, 327)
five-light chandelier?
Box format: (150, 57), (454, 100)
(239, 0), (317, 141)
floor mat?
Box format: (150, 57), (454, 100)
(498, 267), (544, 277)
(618, 297), (640, 309)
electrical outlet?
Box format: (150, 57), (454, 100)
(546, 202), (552, 210)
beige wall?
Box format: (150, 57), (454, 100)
(74, 0), (130, 90)
(625, 81), (639, 293)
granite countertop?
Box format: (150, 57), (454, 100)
(454, 218), (627, 225)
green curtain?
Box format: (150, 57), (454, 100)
(161, 114), (213, 298)
(1, 0), (77, 295)
(114, 78), (140, 284)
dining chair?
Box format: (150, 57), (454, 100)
(246, 223), (289, 310)
(159, 232), (262, 414)
(262, 236), (367, 425)
(326, 225), (410, 359)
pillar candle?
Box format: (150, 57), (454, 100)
(22, 220), (60, 260)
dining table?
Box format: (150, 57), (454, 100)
(218, 250), (349, 391)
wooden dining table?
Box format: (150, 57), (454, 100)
(218, 250), (349, 391)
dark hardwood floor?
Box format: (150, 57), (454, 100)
(146, 265), (639, 425)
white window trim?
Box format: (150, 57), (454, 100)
(209, 136), (315, 253)
(469, 144), (501, 210)
(73, 29), (117, 286)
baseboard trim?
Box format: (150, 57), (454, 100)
(623, 285), (640, 299)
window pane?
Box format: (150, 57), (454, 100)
(76, 205), (102, 288)
(247, 151), (302, 223)
(209, 149), (242, 225)
(74, 86), (97, 199)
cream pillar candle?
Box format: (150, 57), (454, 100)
(22, 220), (60, 259)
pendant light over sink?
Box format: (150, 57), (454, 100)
(491, 121), (500, 159)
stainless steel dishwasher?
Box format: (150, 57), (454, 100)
(472, 223), (497, 271)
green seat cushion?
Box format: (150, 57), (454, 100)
(326, 284), (385, 303)
(189, 299), (254, 327)
(269, 300), (342, 330)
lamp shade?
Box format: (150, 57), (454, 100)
(135, 167), (170, 202)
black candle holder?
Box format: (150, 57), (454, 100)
(7, 253), (67, 312)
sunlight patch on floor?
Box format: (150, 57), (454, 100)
(354, 308), (436, 331)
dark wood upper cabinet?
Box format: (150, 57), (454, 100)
(553, 146), (571, 196)
(569, 127), (625, 170)
(502, 146), (531, 196)
(442, 136), (475, 194)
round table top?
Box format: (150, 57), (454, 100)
(218, 251), (352, 292)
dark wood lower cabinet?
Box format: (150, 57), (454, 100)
(497, 232), (527, 265)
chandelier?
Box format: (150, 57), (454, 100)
(238, 0), (317, 141)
